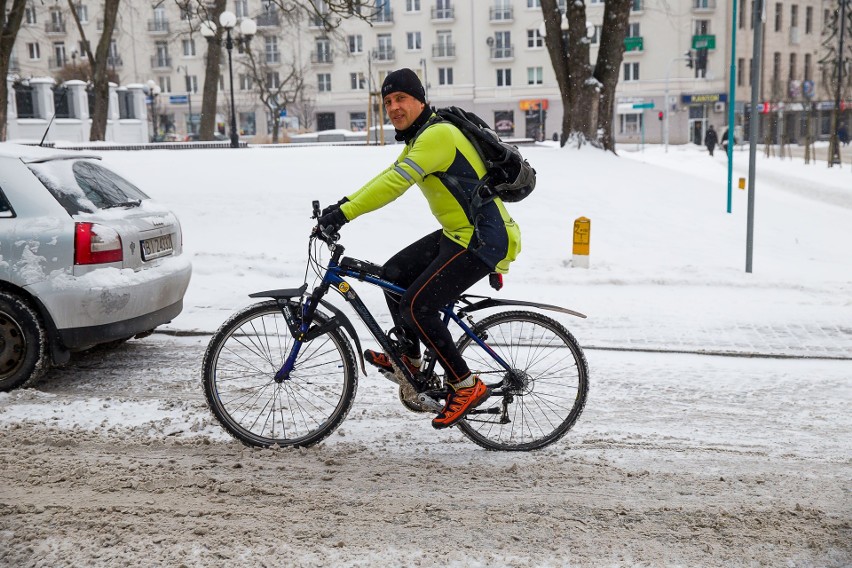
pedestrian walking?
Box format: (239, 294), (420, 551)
(704, 125), (718, 157)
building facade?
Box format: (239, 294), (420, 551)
(7, 0), (836, 145)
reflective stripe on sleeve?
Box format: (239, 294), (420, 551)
(402, 157), (425, 178)
(393, 164), (415, 183)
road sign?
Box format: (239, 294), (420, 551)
(169, 95), (188, 104)
(692, 34), (716, 50)
(632, 102), (654, 109)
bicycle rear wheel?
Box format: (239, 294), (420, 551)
(456, 310), (588, 451)
(202, 300), (357, 448)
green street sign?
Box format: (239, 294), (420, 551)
(632, 102), (654, 109)
(692, 34), (716, 50)
(624, 36), (644, 52)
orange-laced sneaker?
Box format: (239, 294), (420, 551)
(432, 376), (490, 430)
(364, 349), (421, 376)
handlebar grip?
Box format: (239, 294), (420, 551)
(312, 200), (321, 219)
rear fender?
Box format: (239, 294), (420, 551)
(457, 294), (587, 319)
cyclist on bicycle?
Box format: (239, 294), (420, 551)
(317, 68), (521, 429)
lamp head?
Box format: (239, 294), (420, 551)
(219, 10), (237, 29)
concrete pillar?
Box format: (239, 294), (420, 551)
(29, 77), (56, 119)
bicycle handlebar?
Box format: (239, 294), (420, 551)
(311, 200), (340, 245)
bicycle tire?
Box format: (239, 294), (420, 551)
(456, 310), (588, 451)
(202, 300), (357, 448)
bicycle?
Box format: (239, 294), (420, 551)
(202, 201), (589, 451)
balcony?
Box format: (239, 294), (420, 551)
(107, 55), (123, 68)
(692, 0), (715, 11)
(147, 19), (170, 33)
(371, 47), (395, 63)
(311, 51), (333, 64)
(266, 52), (281, 64)
(371, 9), (393, 25)
(45, 21), (66, 35)
(432, 43), (456, 59)
(489, 7), (513, 22)
(490, 45), (514, 60)
(256, 12), (280, 28)
(431, 6), (454, 21)
(48, 56), (68, 69)
(151, 55), (172, 69)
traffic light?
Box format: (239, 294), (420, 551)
(685, 50), (694, 69)
(658, 111), (664, 121)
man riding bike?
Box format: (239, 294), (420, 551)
(317, 68), (521, 429)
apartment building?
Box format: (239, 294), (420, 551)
(7, 0), (834, 145)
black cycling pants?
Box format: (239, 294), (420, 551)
(382, 230), (492, 383)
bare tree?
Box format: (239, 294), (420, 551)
(66, 0), (121, 141)
(0, 0), (28, 141)
(540, 0), (631, 151)
(242, 45), (308, 143)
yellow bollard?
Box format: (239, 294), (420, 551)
(738, 177), (746, 190)
(572, 217), (590, 268)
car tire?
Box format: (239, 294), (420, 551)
(0, 292), (48, 392)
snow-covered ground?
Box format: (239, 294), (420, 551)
(0, 141), (850, 567)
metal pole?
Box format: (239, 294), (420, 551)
(830, 0), (847, 166)
(746, 0), (765, 273)
(726, 0), (738, 213)
(664, 59), (672, 152)
(186, 69), (193, 135)
(225, 29), (239, 148)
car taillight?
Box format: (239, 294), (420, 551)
(74, 222), (123, 265)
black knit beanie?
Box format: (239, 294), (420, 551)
(381, 68), (426, 103)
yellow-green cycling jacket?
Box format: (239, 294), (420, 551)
(339, 116), (521, 274)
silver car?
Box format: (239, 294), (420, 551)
(0, 143), (192, 391)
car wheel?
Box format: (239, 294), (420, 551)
(0, 292), (48, 392)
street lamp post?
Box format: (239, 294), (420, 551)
(177, 65), (193, 136)
(201, 12), (255, 148)
(145, 79), (161, 143)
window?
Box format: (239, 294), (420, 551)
(619, 113), (642, 135)
(694, 19), (710, 35)
(116, 89), (134, 119)
(527, 29), (543, 48)
(436, 30), (453, 56)
(496, 68), (512, 87)
(589, 0), (604, 4)
(155, 41), (169, 67)
(774, 3), (782, 32)
(182, 39), (196, 57)
(805, 7), (813, 33)
(739, 1), (746, 28)
(527, 0), (541, 7)
(791, 4), (798, 28)
(350, 112), (366, 131)
(438, 67), (453, 85)
(76, 4), (88, 23)
(348, 34), (363, 54)
(235, 0), (248, 18)
(185, 75), (198, 93)
(267, 71), (280, 89)
(159, 76), (171, 92)
(623, 62), (639, 81)
(627, 22), (640, 37)
(804, 53), (812, 81)
(494, 31), (512, 59)
(737, 57), (745, 86)
(25, 5), (37, 25)
(376, 34), (393, 60)
(179, 2), (193, 20)
(27, 43), (40, 60)
(239, 112), (256, 135)
(590, 25), (602, 44)
(789, 53), (797, 80)
(53, 42), (66, 67)
(266, 36), (280, 64)
(527, 66), (543, 85)
(315, 38), (331, 63)
(407, 31), (421, 50)
(350, 72), (366, 90)
(78, 40), (90, 55)
(406, 0), (420, 12)
(434, 0), (452, 19)
(772, 52), (781, 80)
(317, 112), (336, 131)
(318, 73), (331, 92)
(239, 74), (253, 90)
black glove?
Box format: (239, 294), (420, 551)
(318, 207), (347, 236)
(321, 197), (349, 217)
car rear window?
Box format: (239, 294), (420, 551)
(27, 159), (150, 215)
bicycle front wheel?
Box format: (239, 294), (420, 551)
(456, 310), (589, 451)
(202, 300), (357, 448)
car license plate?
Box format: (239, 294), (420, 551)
(141, 234), (174, 261)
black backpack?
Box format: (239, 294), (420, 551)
(414, 106), (536, 206)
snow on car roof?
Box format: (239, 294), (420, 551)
(0, 142), (101, 163)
